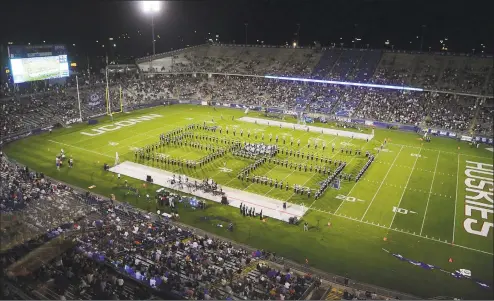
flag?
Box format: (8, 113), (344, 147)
(476, 281), (490, 289)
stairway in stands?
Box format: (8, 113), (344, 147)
(311, 49), (340, 79)
(324, 287), (344, 300)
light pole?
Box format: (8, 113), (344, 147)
(420, 25), (426, 52)
(142, 1), (161, 71)
(151, 14), (156, 55)
(296, 23), (301, 45)
(142, 1), (161, 55)
(244, 22), (248, 45)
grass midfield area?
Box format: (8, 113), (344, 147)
(4, 105), (494, 299)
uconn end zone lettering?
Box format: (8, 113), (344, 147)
(80, 114), (163, 136)
(463, 161), (494, 237)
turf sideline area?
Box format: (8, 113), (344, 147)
(238, 116), (374, 140)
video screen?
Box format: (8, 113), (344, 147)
(10, 55), (70, 84)
(8, 45), (69, 84)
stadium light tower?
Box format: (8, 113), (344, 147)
(142, 1), (161, 56)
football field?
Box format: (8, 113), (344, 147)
(4, 105), (493, 299)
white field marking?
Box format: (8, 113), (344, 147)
(420, 151), (440, 236)
(453, 153), (460, 243)
(218, 167), (233, 173)
(72, 116), (173, 145)
(388, 148), (422, 229)
(156, 149), (204, 174)
(98, 130), (160, 153)
(82, 109), (204, 146)
(102, 120), (198, 156)
(386, 142), (492, 159)
(263, 170), (296, 197)
(165, 143), (226, 172)
(230, 130), (334, 192)
(104, 134), (158, 155)
(261, 133), (335, 196)
(200, 157), (249, 179)
(360, 146), (404, 221)
(308, 207), (493, 256)
(222, 130), (318, 188)
(332, 138), (373, 214)
(290, 135), (350, 205)
(48, 140), (113, 159)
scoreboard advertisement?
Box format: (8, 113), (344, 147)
(8, 44), (69, 84)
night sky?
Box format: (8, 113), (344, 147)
(1, 0), (493, 61)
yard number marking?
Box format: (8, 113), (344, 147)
(392, 207), (418, 215)
(374, 147), (392, 152)
(336, 194), (365, 202)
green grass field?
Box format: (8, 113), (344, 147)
(4, 105), (494, 299)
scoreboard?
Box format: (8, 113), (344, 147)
(8, 44), (69, 84)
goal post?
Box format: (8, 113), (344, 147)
(106, 86), (124, 117)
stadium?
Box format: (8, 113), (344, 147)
(0, 1), (493, 300)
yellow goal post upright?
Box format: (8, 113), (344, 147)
(120, 85), (123, 113)
(105, 82), (109, 115)
(105, 85), (124, 117)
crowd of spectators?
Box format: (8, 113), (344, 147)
(1, 154), (329, 300)
(1, 46), (493, 140)
(141, 45), (492, 95)
(1, 73), (493, 139)
(0, 156), (105, 248)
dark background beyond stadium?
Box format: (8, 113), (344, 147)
(0, 0), (493, 64)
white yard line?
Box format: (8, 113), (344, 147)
(48, 140), (113, 159)
(309, 207), (493, 256)
(453, 153), (460, 243)
(261, 133), (334, 196)
(296, 136), (350, 207)
(48, 136), (492, 256)
(387, 142), (492, 159)
(199, 157), (247, 179)
(100, 124), (187, 155)
(388, 148), (422, 229)
(360, 146), (404, 221)
(263, 169), (298, 196)
(333, 138), (373, 214)
(223, 130), (317, 188)
(419, 151), (440, 236)
(73, 119), (174, 145)
(298, 173), (324, 205)
(97, 132), (158, 153)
